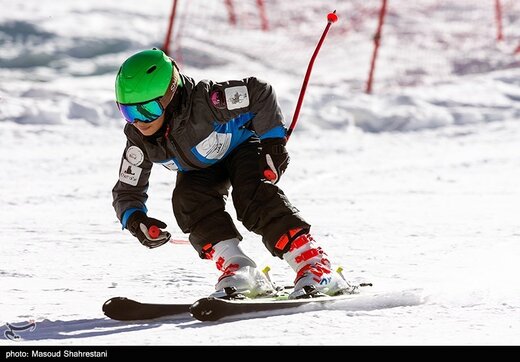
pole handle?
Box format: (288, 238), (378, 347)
(148, 225), (161, 239)
(263, 169), (276, 181)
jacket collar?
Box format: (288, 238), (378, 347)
(163, 74), (195, 136)
(146, 74), (195, 143)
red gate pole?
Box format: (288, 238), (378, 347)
(173, 0), (193, 67)
(286, 11), (338, 141)
(366, 0), (388, 94)
(495, 0), (504, 41)
(224, 0), (237, 26)
(264, 10), (338, 181)
(256, 0), (269, 31)
(162, 0), (179, 55)
(263, 11), (338, 181)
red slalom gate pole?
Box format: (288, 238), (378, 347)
(263, 11), (338, 182)
(286, 11), (339, 141)
(256, 0), (269, 31)
(162, 0), (179, 55)
(225, 0), (237, 26)
(366, 0), (388, 94)
(495, 0), (504, 42)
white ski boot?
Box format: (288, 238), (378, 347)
(282, 230), (352, 299)
(207, 238), (275, 298)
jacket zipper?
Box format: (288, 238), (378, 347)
(168, 134), (200, 170)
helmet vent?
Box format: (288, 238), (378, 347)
(146, 65), (157, 74)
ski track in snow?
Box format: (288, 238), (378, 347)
(1, 0), (520, 345)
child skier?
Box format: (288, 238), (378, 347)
(112, 49), (349, 299)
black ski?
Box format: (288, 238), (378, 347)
(189, 286), (369, 322)
(102, 297), (190, 321)
(103, 284), (373, 322)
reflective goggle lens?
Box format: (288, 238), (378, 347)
(118, 99), (164, 124)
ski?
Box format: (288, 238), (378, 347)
(189, 284), (371, 322)
(103, 284), (373, 322)
(102, 297), (190, 321)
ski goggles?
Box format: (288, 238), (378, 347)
(117, 64), (181, 124)
(117, 99), (164, 124)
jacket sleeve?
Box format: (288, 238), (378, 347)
(112, 133), (153, 228)
(245, 77), (287, 139)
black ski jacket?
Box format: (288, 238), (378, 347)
(112, 74), (286, 227)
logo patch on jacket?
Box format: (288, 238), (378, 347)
(224, 86), (249, 110)
(160, 159), (178, 171)
(195, 132), (232, 160)
(126, 146), (144, 166)
(119, 159), (142, 186)
(210, 89), (226, 109)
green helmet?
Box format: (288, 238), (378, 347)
(115, 49), (174, 104)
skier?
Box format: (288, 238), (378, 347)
(112, 49), (349, 299)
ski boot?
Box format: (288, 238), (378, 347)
(204, 238), (275, 299)
(280, 229), (354, 299)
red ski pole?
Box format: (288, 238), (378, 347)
(264, 11), (338, 181)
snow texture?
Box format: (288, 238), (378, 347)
(0, 0), (519, 345)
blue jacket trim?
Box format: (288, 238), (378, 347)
(121, 207), (147, 229)
(259, 125), (286, 140)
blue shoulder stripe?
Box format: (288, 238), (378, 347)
(259, 125), (286, 140)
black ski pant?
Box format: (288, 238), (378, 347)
(172, 137), (310, 259)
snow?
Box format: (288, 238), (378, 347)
(1, 0), (520, 345)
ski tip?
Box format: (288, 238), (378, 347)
(102, 297), (142, 321)
(102, 296), (127, 311)
(103, 297), (125, 315)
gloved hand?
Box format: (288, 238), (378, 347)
(126, 211), (171, 249)
(260, 137), (290, 184)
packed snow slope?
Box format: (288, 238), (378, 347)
(0, 0), (519, 345)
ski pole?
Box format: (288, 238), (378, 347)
(148, 225), (161, 239)
(264, 11), (338, 181)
